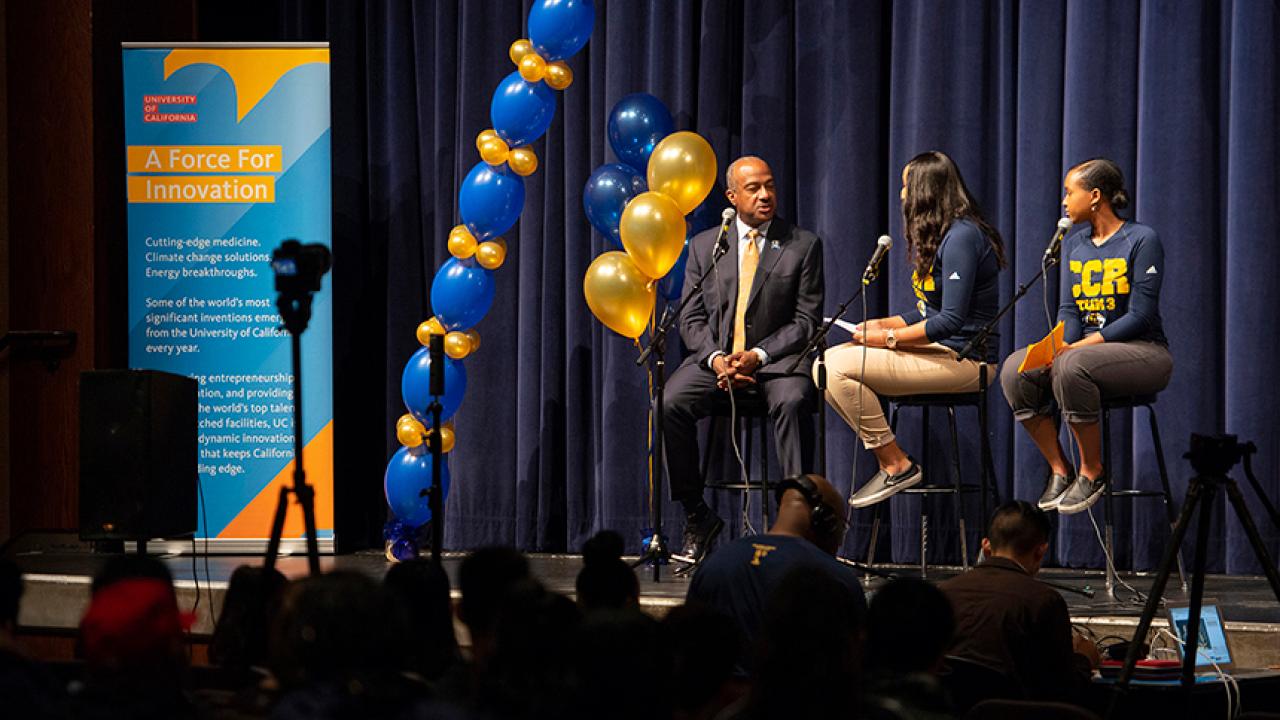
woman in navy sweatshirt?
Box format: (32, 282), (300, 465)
(1001, 158), (1171, 514)
(821, 151), (1006, 508)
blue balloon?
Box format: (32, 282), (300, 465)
(384, 446), (452, 528)
(491, 72), (557, 147)
(582, 163), (646, 247)
(430, 257), (496, 331)
(402, 346), (468, 421)
(659, 237), (690, 301)
(607, 93), (674, 172)
(528, 0), (596, 61)
(459, 162), (525, 241)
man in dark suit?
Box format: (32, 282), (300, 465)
(665, 156), (824, 564)
(939, 501), (1100, 703)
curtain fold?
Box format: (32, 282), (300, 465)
(327, 0), (1280, 574)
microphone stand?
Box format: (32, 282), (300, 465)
(948, 247), (1059, 568)
(786, 266), (883, 473)
(633, 228), (732, 582)
(788, 264), (885, 579)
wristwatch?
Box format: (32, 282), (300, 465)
(885, 328), (898, 350)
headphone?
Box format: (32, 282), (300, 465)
(774, 474), (843, 540)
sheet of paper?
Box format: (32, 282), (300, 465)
(824, 317), (859, 334)
(1018, 320), (1066, 373)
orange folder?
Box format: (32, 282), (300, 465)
(1017, 321), (1065, 373)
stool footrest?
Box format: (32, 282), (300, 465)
(706, 483), (770, 492)
(1107, 489), (1167, 498)
(900, 484), (987, 495)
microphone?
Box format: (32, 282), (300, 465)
(713, 208), (736, 258)
(862, 235), (892, 285)
(1044, 217), (1072, 263)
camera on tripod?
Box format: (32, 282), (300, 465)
(1184, 433), (1253, 478)
(271, 239), (331, 334)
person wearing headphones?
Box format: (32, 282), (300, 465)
(684, 474), (865, 669)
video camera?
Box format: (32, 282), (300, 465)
(271, 239), (331, 334)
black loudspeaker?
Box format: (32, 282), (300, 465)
(79, 370), (197, 541)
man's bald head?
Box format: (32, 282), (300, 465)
(725, 156), (776, 226)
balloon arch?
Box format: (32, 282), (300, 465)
(383, 0), (720, 559)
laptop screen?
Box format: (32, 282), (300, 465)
(1167, 603), (1233, 669)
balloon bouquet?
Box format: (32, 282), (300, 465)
(582, 96), (721, 338)
(384, 0), (596, 561)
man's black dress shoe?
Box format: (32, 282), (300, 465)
(671, 512), (724, 565)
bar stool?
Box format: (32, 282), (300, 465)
(1099, 394), (1187, 598)
(699, 387), (773, 533)
(864, 366), (999, 577)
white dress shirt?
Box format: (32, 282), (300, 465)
(707, 219), (772, 370)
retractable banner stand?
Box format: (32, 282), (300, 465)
(122, 43), (333, 550)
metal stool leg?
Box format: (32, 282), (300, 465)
(979, 367), (999, 515)
(1147, 405), (1187, 592)
(759, 418), (770, 530)
(865, 502), (882, 584)
(920, 406), (930, 578)
(947, 406), (969, 569)
(1102, 407), (1118, 599)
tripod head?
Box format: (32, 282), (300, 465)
(272, 239), (332, 336)
(1184, 433), (1256, 478)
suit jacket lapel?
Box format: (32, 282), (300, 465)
(745, 218), (787, 312)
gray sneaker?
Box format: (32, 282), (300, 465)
(849, 469), (888, 506)
(1038, 469), (1075, 511)
(1058, 474), (1106, 515)
(849, 460), (924, 508)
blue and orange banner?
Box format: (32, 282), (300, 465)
(123, 44), (333, 542)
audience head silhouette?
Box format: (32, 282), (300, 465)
(983, 501), (1053, 575)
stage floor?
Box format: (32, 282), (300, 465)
(9, 541), (1280, 668)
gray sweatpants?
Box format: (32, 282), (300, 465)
(1000, 341), (1173, 424)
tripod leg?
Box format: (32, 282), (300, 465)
(296, 477), (321, 575)
(263, 484), (292, 572)
(1111, 479), (1205, 707)
(1180, 479), (1217, 687)
(1223, 479), (1280, 606)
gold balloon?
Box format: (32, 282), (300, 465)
(584, 251), (657, 339)
(476, 239), (507, 270)
(646, 131), (719, 214)
(479, 136), (510, 166)
(619, 191), (686, 279)
(417, 422), (456, 453)
(444, 331), (473, 359)
(544, 62), (573, 90)
(447, 225), (478, 259)
(507, 146), (538, 176)
(426, 424), (457, 454)
(509, 38), (534, 66)
(397, 416), (426, 447)
(416, 317), (446, 345)
(518, 53), (547, 83)
(465, 329), (481, 352)
(475, 128), (500, 153)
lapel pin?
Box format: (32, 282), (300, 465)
(770, 240), (781, 250)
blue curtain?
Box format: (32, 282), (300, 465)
(324, 0), (1280, 574)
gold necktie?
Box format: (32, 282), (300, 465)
(732, 229), (760, 353)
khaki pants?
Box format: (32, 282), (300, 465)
(817, 342), (985, 449)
